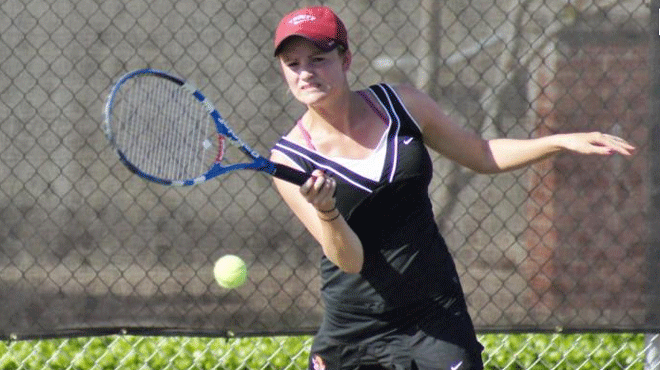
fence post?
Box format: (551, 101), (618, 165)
(417, 0), (441, 99)
(647, 1), (660, 369)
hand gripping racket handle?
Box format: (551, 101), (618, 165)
(272, 163), (308, 186)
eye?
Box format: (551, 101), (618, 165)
(282, 59), (299, 68)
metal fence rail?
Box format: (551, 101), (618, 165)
(0, 0), (654, 367)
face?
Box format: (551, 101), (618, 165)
(278, 38), (350, 107)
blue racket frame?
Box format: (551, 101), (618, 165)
(104, 68), (307, 186)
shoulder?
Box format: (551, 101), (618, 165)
(367, 83), (439, 115)
(380, 84), (448, 133)
(270, 120), (305, 167)
(390, 84), (437, 112)
(276, 117), (308, 149)
(363, 83), (436, 116)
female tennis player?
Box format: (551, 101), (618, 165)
(269, 6), (635, 370)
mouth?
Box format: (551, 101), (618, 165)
(300, 83), (322, 90)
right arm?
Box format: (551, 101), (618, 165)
(270, 150), (364, 274)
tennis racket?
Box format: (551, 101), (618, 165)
(103, 68), (308, 186)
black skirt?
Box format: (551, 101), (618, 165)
(308, 293), (484, 370)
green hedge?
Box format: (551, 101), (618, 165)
(0, 334), (647, 370)
(480, 333), (645, 369)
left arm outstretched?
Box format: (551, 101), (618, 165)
(396, 85), (635, 174)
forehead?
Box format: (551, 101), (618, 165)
(277, 36), (326, 58)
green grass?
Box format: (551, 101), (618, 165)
(0, 334), (647, 369)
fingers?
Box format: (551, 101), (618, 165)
(595, 133), (636, 156)
(300, 170), (329, 194)
(561, 132), (635, 157)
(300, 170), (336, 210)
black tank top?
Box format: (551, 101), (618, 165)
(272, 83), (462, 315)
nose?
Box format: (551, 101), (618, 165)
(299, 66), (314, 80)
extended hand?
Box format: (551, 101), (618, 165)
(560, 132), (635, 157)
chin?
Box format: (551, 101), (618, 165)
(297, 91), (327, 105)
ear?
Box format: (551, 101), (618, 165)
(342, 50), (352, 71)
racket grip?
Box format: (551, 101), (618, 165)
(272, 163), (308, 185)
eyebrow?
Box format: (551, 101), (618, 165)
(280, 46), (332, 60)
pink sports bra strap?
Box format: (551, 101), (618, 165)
(295, 90), (390, 151)
(357, 90), (389, 124)
(296, 119), (317, 150)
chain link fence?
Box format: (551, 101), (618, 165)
(0, 0), (654, 368)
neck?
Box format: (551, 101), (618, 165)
(298, 87), (386, 159)
(305, 87), (358, 135)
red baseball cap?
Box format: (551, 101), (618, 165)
(273, 6), (348, 56)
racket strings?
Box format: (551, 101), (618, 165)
(113, 76), (220, 181)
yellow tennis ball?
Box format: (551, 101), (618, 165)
(213, 255), (247, 289)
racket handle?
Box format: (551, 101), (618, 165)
(272, 163), (308, 185)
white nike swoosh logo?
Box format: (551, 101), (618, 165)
(403, 137), (413, 145)
(451, 361), (463, 370)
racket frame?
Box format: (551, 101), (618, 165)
(104, 68), (307, 186)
